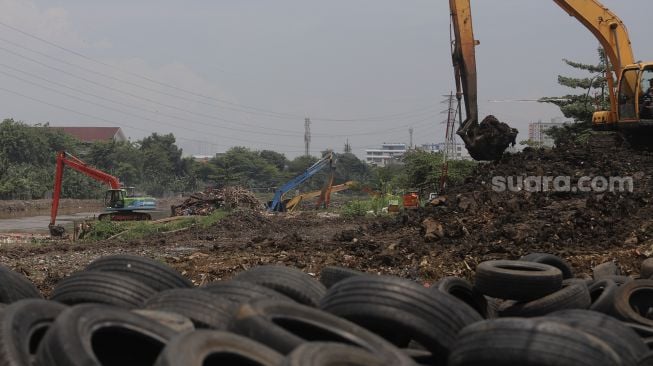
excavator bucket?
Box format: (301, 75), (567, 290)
(48, 224), (65, 237)
(457, 115), (518, 161)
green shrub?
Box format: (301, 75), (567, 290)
(341, 200), (370, 218)
(84, 220), (124, 240)
(83, 210), (228, 241)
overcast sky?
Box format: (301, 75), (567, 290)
(0, 0), (651, 159)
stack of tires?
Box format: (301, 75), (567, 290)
(0, 253), (651, 365)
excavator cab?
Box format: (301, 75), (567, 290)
(620, 66), (653, 122)
(105, 189), (126, 209)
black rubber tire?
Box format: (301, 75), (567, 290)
(319, 266), (367, 289)
(85, 254), (192, 292)
(199, 280), (292, 304)
(642, 258), (653, 280)
(484, 296), (503, 319)
(626, 323), (653, 338)
(593, 261), (621, 280)
(497, 283), (591, 317)
(562, 278), (593, 287)
(601, 275), (634, 286)
(588, 279), (618, 314)
(154, 330), (284, 366)
(143, 289), (236, 330)
(0, 265), (42, 304)
(0, 299), (66, 366)
(448, 318), (622, 366)
(319, 275), (482, 364)
(639, 351), (653, 366)
(521, 253), (574, 279)
(35, 304), (176, 366)
(231, 299), (415, 365)
(233, 265), (326, 307)
(474, 260), (563, 301)
(132, 309), (195, 333)
(546, 309), (649, 365)
(50, 271), (157, 308)
(434, 276), (488, 318)
(401, 348), (433, 365)
(282, 342), (387, 366)
(610, 279), (653, 327)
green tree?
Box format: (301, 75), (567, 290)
(0, 119), (52, 165)
(259, 150), (288, 171)
(376, 150), (476, 193)
(539, 48), (610, 123)
(138, 133), (195, 195)
(211, 147), (280, 188)
(287, 155), (319, 176)
(335, 153), (372, 183)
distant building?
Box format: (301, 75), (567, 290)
(365, 143), (407, 166)
(51, 127), (127, 143)
(192, 155), (214, 163)
(528, 118), (569, 147)
(420, 139), (471, 160)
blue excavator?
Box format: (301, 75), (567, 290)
(267, 152), (336, 212)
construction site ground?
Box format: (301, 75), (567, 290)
(2, 142), (653, 297)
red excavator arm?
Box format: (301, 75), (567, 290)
(49, 151), (122, 235)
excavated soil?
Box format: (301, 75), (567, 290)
(1, 142), (653, 296)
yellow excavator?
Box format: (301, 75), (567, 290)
(450, 0), (653, 160)
(284, 181), (356, 212)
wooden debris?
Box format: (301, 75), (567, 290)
(171, 186), (261, 216)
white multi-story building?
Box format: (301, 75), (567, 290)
(528, 117), (569, 147)
(365, 143), (407, 166)
(420, 140), (470, 160)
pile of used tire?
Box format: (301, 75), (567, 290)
(1, 253), (653, 365)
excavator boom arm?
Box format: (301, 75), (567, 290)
(50, 151), (122, 228)
(450, 0), (478, 130)
(268, 153), (335, 212)
(552, 0), (636, 121)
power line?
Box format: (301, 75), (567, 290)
(0, 63), (309, 139)
(0, 21), (441, 123)
(0, 43), (442, 138)
(0, 58), (440, 140)
(0, 85), (305, 150)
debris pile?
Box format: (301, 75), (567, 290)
(171, 186), (262, 216)
(397, 143), (653, 256)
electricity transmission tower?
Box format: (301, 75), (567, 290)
(304, 117), (311, 156)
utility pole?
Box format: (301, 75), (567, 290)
(439, 92), (458, 193)
(304, 117), (311, 156)
(409, 128), (414, 149)
(444, 93), (457, 160)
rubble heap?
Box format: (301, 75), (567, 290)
(171, 186), (262, 216)
(403, 143), (653, 254)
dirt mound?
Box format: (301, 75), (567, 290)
(379, 144), (653, 276)
(172, 186), (262, 216)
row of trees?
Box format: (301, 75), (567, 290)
(0, 118), (477, 200)
(0, 119), (197, 199)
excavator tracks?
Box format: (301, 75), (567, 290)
(98, 212), (152, 221)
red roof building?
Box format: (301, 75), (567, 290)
(51, 127), (127, 143)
